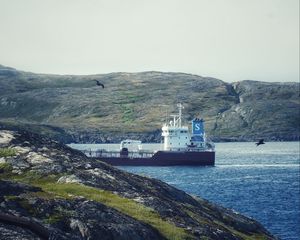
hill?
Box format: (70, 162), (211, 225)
(0, 64), (299, 142)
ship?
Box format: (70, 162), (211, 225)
(86, 103), (215, 166)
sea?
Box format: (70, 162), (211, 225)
(69, 142), (300, 240)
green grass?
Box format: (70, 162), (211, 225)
(44, 207), (74, 224)
(41, 183), (191, 240)
(1, 171), (192, 240)
(0, 148), (16, 157)
(0, 162), (13, 173)
(121, 104), (135, 123)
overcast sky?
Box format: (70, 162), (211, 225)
(0, 0), (299, 82)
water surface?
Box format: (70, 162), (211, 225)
(70, 142), (300, 240)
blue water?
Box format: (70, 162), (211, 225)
(70, 142), (300, 240)
(119, 142), (300, 240)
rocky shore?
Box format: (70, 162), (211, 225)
(0, 129), (277, 239)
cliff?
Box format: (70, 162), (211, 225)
(0, 64), (299, 142)
(0, 129), (276, 239)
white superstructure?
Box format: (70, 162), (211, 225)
(120, 139), (142, 151)
(162, 103), (190, 151)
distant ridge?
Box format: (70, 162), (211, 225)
(0, 64), (299, 143)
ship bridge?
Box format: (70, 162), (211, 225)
(162, 103), (190, 151)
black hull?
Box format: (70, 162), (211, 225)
(95, 151), (215, 166)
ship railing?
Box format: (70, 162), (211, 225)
(82, 149), (155, 158)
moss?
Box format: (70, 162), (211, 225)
(184, 209), (211, 226)
(213, 220), (269, 240)
(4, 195), (19, 201)
(2, 172), (192, 240)
(45, 213), (65, 224)
(0, 162), (13, 174)
(26, 191), (59, 200)
(10, 171), (61, 185)
(0, 148), (16, 157)
(44, 208), (73, 224)
(42, 183), (192, 240)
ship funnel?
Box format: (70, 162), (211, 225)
(192, 118), (205, 142)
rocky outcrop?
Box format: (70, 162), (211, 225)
(0, 129), (277, 239)
(0, 65), (299, 143)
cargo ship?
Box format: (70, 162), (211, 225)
(85, 103), (215, 166)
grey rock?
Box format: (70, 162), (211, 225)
(0, 129), (277, 239)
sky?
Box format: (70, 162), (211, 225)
(0, 0), (299, 82)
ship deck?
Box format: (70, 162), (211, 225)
(82, 149), (155, 158)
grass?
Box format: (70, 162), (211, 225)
(0, 148), (16, 157)
(121, 104), (135, 123)
(0, 162), (13, 173)
(42, 183), (191, 240)
(44, 207), (74, 224)
(212, 220), (269, 240)
(1, 171), (192, 240)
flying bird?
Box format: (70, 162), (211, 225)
(93, 80), (104, 88)
(256, 139), (265, 146)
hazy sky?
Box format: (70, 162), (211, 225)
(0, 0), (299, 82)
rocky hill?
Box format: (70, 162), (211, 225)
(0, 129), (276, 239)
(0, 64), (299, 142)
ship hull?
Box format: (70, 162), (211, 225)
(95, 151), (215, 166)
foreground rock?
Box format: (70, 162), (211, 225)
(0, 130), (277, 239)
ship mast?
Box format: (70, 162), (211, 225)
(178, 103), (184, 127)
(170, 103), (184, 127)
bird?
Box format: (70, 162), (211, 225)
(256, 139), (265, 146)
(92, 80), (104, 88)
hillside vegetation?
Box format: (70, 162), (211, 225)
(0, 64), (299, 142)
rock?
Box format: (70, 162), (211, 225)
(0, 131), (15, 145)
(0, 129), (277, 239)
(69, 219), (90, 239)
(57, 175), (82, 184)
(25, 152), (53, 165)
